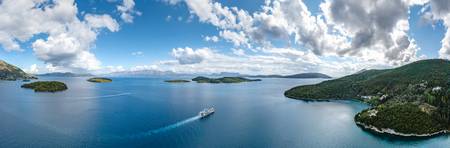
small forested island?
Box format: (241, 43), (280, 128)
(87, 77), (112, 83)
(21, 81), (68, 92)
(192, 76), (261, 83)
(285, 59), (450, 137)
(165, 79), (190, 83)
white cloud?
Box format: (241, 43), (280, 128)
(171, 47), (213, 64)
(85, 14), (120, 32)
(0, 0), (122, 72)
(204, 35), (219, 42)
(131, 51), (143, 56)
(163, 0), (183, 5)
(424, 0), (450, 59)
(25, 64), (39, 74)
(130, 65), (159, 71)
(117, 0), (140, 23)
(219, 30), (248, 47)
(105, 65), (126, 73)
(32, 33), (102, 71)
(153, 46), (392, 77)
(164, 0), (427, 75)
(231, 48), (245, 56)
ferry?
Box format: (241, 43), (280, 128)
(199, 107), (215, 118)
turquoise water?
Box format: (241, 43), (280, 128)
(0, 77), (449, 147)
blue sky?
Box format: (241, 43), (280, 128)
(0, 0), (449, 76)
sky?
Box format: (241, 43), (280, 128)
(0, 0), (449, 77)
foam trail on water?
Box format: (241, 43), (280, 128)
(77, 93), (131, 100)
(99, 115), (201, 140)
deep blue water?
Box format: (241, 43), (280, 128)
(1, 77), (450, 147)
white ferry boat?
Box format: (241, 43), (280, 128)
(199, 107), (215, 118)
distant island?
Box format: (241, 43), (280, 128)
(87, 77), (112, 83)
(21, 81), (68, 92)
(165, 80), (190, 83)
(284, 59), (450, 137)
(37, 72), (94, 77)
(0, 60), (37, 80)
(192, 76), (261, 83)
(249, 73), (332, 79)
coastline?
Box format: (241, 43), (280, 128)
(355, 121), (448, 137)
(285, 96), (448, 138)
(285, 95), (372, 106)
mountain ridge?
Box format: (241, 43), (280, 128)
(284, 59), (450, 137)
(0, 60), (36, 80)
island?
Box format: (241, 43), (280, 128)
(165, 79), (190, 83)
(87, 77), (112, 83)
(0, 60), (37, 81)
(21, 81), (68, 92)
(192, 76), (261, 83)
(284, 59), (450, 137)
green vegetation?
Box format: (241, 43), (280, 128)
(21, 81), (68, 92)
(87, 77), (112, 83)
(355, 103), (445, 135)
(284, 59), (450, 136)
(165, 79), (190, 83)
(192, 76), (261, 83)
(0, 60), (37, 81)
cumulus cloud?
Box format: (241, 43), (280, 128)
(0, 0), (121, 71)
(117, 0), (141, 23)
(33, 33), (102, 70)
(152, 46), (391, 77)
(171, 47), (213, 64)
(220, 30), (248, 47)
(85, 14), (120, 32)
(425, 0), (450, 59)
(25, 64), (39, 74)
(204, 35), (219, 42)
(165, 0), (428, 71)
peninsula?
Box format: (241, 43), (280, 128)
(192, 76), (261, 83)
(284, 59), (450, 137)
(0, 60), (37, 80)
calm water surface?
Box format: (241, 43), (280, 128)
(0, 77), (449, 147)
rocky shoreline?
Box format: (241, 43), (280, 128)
(355, 121), (448, 137)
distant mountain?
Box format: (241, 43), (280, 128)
(104, 70), (332, 79)
(192, 76), (261, 83)
(105, 70), (187, 78)
(248, 74), (283, 78)
(283, 73), (332, 78)
(37, 72), (94, 77)
(0, 60), (36, 80)
(249, 73), (332, 79)
(209, 72), (242, 77)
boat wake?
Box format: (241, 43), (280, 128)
(100, 115), (201, 140)
(73, 93), (131, 100)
